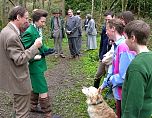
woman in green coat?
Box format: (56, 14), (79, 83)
(22, 9), (54, 118)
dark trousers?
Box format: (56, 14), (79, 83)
(76, 36), (82, 54)
(94, 61), (106, 88)
(68, 37), (79, 56)
(116, 100), (121, 118)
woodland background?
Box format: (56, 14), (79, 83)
(0, 0), (152, 31)
(0, 0), (152, 117)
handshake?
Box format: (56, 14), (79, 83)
(34, 48), (55, 60)
(34, 37), (43, 48)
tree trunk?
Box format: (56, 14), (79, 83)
(100, 0), (103, 23)
(100, 0), (103, 15)
(121, 0), (128, 11)
(143, 0), (146, 17)
(62, 0), (65, 16)
(91, 0), (94, 16)
(8, 0), (15, 6)
(110, 0), (121, 11)
(47, 0), (51, 12)
(33, 0), (36, 10)
(37, 0), (41, 8)
(137, 0), (140, 18)
(24, 0), (27, 8)
(42, 0), (45, 8)
(121, 0), (124, 11)
(2, 0), (10, 27)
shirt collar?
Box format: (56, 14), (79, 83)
(32, 23), (43, 37)
(10, 22), (20, 35)
(114, 36), (125, 46)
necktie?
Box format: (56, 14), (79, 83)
(56, 17), (59, 27)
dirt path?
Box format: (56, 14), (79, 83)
(0, 54), (83, 118)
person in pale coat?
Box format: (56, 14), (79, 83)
(0, 6), (42, 117)
(86, 14), (97, 50)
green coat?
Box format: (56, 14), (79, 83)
(50, 16), (65, 38)
(22, 24), (48, 74)
(21, 24), (48, 93)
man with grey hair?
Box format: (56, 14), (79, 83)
(0, 6), (42, 117)
(65, 9), (80, 58)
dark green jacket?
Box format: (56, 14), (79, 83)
(22, 24), (48, 74)
(50, 16), (65, 38)
(122, 52), (152, 118)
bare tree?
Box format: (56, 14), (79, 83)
(121, 0), (128, 11)
(8, 0), (15, 6)
(91, 0), (94, 16)
(137, 0), (141, 18)
(24, 0), (27, 8)
(47, 0), (51, 12)
(2, 0), (10, 27)
(37, 0), (41, 8)
(42, 0), (45, 8)
(33, 0), (36, 10)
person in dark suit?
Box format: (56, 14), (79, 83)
(0, 6), (42, 117)
(94, 11), (114, 88)
(65, 9), (80, 58)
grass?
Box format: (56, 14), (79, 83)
(43, 35), (116, 117)
(44, 30), (152, 117)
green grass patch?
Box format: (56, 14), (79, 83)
(45, 35), (116, 117)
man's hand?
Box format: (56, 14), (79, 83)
(34, 37), (42, 48)
(98, 87), (103, 94)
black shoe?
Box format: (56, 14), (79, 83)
(69, 55), (76, 59)
(93, 78), (101, 88)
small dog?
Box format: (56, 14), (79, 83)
(82, 86), (117, 118)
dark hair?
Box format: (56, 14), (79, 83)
(125, 20), (150, 45)
(32, 9), (48, 23)
(107, 19), (124, 35)
(8, 6), (27, 21)
(104, 10), (114, 17)
(118, 11), (134, 25)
